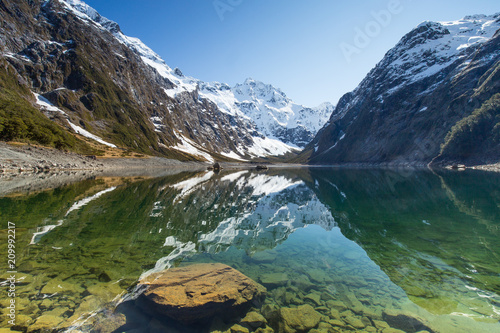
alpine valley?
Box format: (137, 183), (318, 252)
(0, 0), (332, 163)
(0, 0), (499, 167)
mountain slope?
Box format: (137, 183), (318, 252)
(199, 79), (333, 148)
(0, 0), (330, 162)
(307, 14), (500, 166)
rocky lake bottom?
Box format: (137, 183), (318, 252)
(0, 168), (499, 333)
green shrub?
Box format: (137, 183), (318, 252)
(440, 94), (500, 159)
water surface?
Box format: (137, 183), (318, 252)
(0, 168), (499, 332)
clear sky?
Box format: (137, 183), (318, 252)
(83, 0), (498, 107)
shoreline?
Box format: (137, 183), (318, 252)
(1, 141), (499, 176)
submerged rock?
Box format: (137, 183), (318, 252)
(260, 273), (289, 288)
(278, 304), (321, 333)
(27, 315), (64, 333)
(382, 309), (435, 333)
(136, 263), (266, 323)
(241, 311), (267, 329)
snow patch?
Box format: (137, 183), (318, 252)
(34, 92), (117, 148)
(171, 135), (214, 162)
(68, 122), (117, 148)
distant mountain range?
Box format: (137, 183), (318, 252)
(0, 0), (498, 166)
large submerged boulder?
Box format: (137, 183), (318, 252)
(136, 263), (266, 323)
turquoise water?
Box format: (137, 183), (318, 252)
(0, 168), (499, 332)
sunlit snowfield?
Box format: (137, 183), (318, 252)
(1, 168), (499, 332)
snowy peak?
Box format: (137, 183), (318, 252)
(199, 78), (333, 147)
(234, 78), (290, 107)
(379, 13), (500, 92)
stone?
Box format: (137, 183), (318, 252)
(40, 279), (84, 295)
(92, 313), (127, 333)
(292, 275), (314, 291)
(344, 315), (365, 329)
(279, 304), (322, 333)
(241, 311), (267, 329)
(343, 250), (362, 260)
(27, 315), (64, 332)
(325, 300), (347, 312)
(10, 314), (34, 331)
(382, 328), (406, 333)
(230, 324), (250, 333)
(87, 282), (124, 302)
(329, 319), (345, 327)
(44, 306), (70, 318)
(304, 292), (322, 306)
(67, 295), (105, 323)
(306, 269), (330, 284)
(255, 327), (274, 333)
(318, 322), (335, 331)
(260, 273), (288, 288)
(330, 308), (341, 320)
(136, 263), (266, 323)
(373, 320), (390, 330)
(382, 310), (435, 333)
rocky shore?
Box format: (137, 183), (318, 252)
(0, 142), (207, 196)
(0, 142), (203, 174)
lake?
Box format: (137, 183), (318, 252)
(1, 168), (499, 332)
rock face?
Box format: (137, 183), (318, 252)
(307, 14), (500, 167)
(136, 263), (266, 323)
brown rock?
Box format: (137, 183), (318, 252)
(136, 263), (266, 323)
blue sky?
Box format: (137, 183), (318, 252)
(84, 0), (498, 106)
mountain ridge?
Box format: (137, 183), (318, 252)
(0, 0), (332, 162)
(306, 13), (500, 167)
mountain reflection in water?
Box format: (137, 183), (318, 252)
(0, 168), (499, 332)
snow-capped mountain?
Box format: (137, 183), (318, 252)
(0, 0), (332, 161)
(199, 78), (334, 148)
(308, 13), (500, 166)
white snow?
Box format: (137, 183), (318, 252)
(220, 151), (248, 161)
(171, 135), (214, 162)
(34, 94), (65, 113)
(383, 14), (500, 94)
(34, 92), (117, 148)
(245, 136), (299, 157)
(139, 241), (196, 280)
(67, 122), (117, 148)
(150, 116), (165, 132)
(199, 79), (334, 148)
